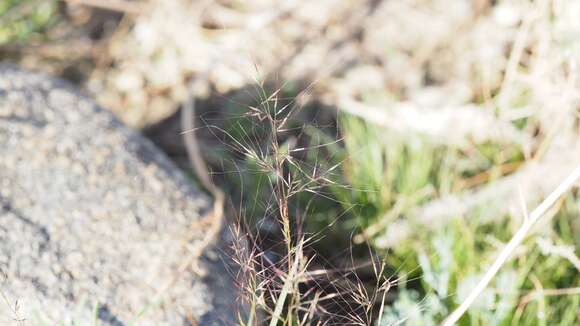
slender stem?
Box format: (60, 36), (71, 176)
(441, 165), (580, 326)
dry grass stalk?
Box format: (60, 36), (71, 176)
(441, 165), (580, 326)
(212, 82), (397, 325)
(0, 271), (25, 326)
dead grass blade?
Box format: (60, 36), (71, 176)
(441, 165), (580, 326)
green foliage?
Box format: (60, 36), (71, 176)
(315, 113), (578, 324)
(211, 85), (578, 324)
(0, 0), (58, 44)
(325, 115), (449, 232)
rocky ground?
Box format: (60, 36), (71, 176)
(0, 65), (235, 325)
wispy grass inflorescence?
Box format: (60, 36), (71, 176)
(210, 77), (395, 325)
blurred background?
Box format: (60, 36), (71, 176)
(1, 0), (579, 324)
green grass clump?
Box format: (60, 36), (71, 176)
(206, 82), (578, 324)
(326, 114), (579, 325)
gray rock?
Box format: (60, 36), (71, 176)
(0, 65), (236, 325)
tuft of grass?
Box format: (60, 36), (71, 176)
(213, 75), (579, 324)
(208, 80), (395, 325)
